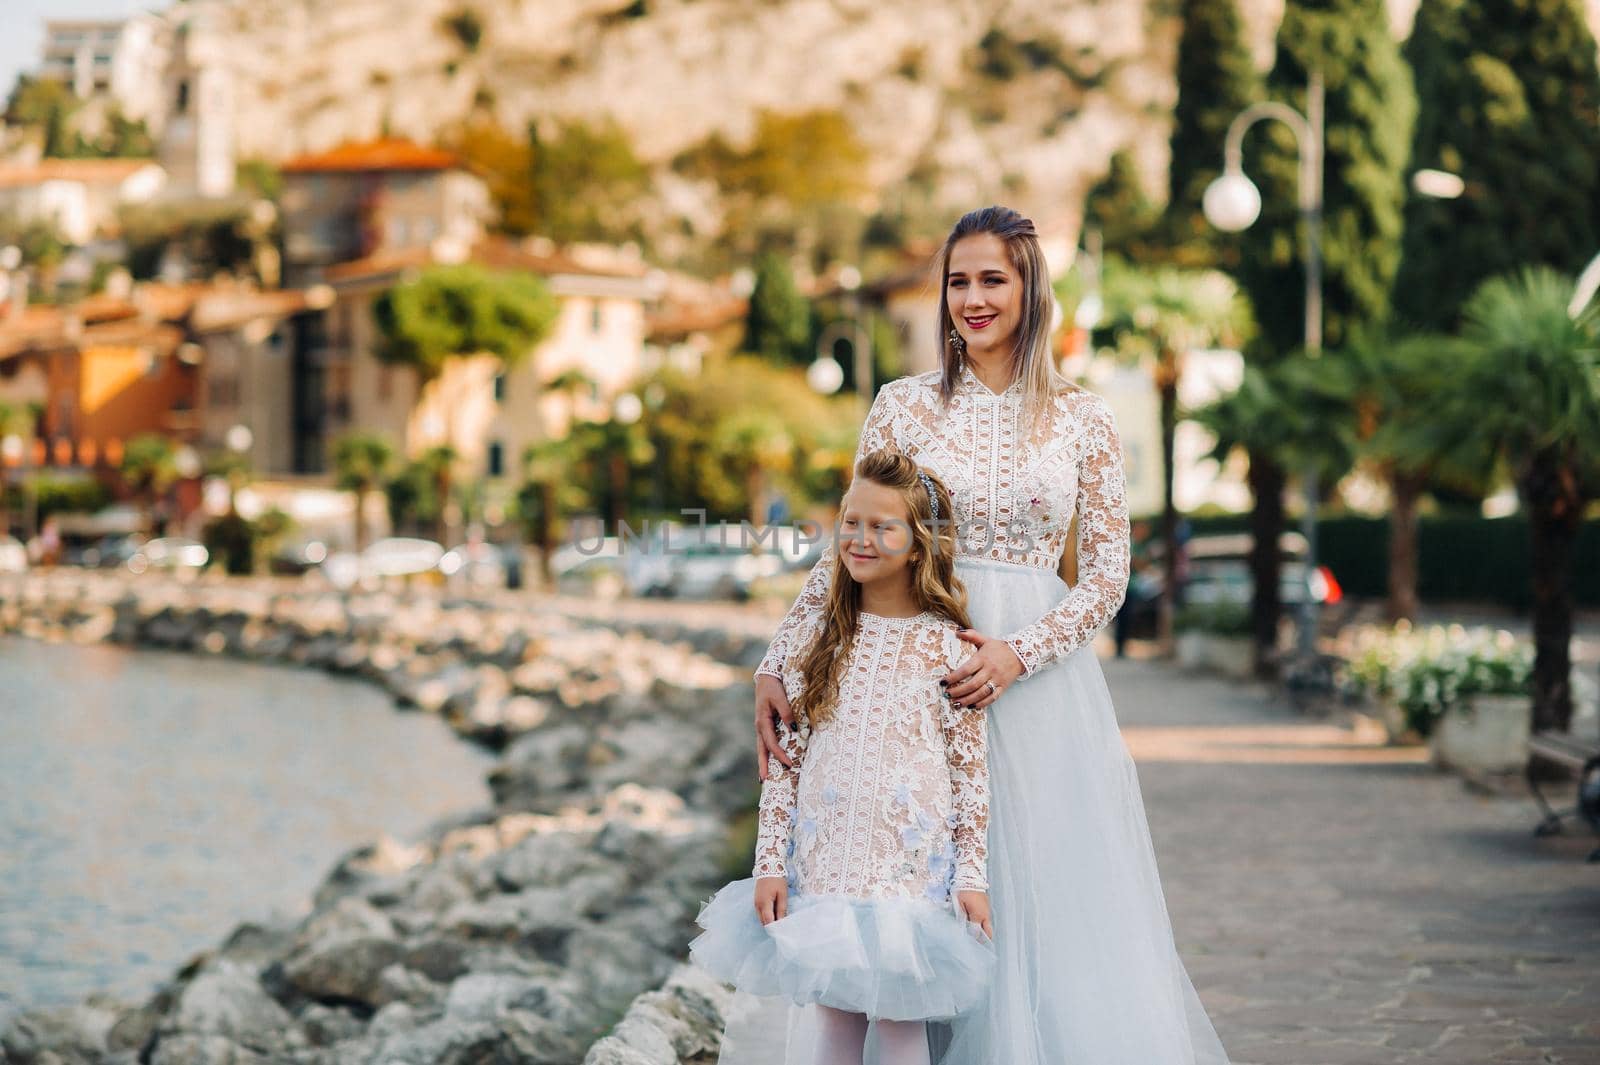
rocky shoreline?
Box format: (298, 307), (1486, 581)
(0, 572), (763, 1064)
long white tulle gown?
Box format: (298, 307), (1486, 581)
(719, 362), (1232, 1065)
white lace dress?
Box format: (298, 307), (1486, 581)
(715, 363), (1232, 1065)
(688, 609), (996, 1026)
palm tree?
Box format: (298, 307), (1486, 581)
(119, 434), (179, 536)
(1190, 350), (1355, 674)
(1419, 266), (1600, 732)
(1093, 258), (1252, 650)
(332, 432), (396, 551)
(0, 402), (37, 536)
(519, 436), (580, 586)
(1328, 327), (1492, 621)
(419, 445), (460, 544)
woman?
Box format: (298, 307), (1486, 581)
(750, 206), (1232, 1064)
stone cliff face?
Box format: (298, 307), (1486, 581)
(179, 0), (1541, 240)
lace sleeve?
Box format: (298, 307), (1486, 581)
(1001, 394), (1131, 679)
(753, 383), (901, 682)
(941, 641), (990, 892)
(753, 717), (808, 878)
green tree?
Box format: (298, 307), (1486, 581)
(672, 109), (868, 262)
(744, 252), (813, 366)
(1392, 0), (1600, 331)
(1083, 151), (1164, 262)
(386, 445), (460, 543)
(372, 263), (559, 378)
(444, 118), (537, 235)
(1231, 0), (1416, 661)
(1166, 0), (1261, 269)
(529, 118), (650, 244)
(119, 434), (179, 535)
(1090, 258), (1253, 648)
(1190, 350), (1356, 672)
(1236, 0), (1417, 356)
(1320, 327), (1492, 621)
(1411, 267), (1600, 732)
(333, 432), (396, 551)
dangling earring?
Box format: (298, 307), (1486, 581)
(948, 327), (965, 355)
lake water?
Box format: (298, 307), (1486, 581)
(0, 638), (494, 1014)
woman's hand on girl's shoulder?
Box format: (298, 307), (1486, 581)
(754, 876), (788, 925)
(957, 890), (993, 940)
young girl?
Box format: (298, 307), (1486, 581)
(690, 449), (995, 1065)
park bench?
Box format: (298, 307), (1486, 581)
(1527, 728), (1600, 862)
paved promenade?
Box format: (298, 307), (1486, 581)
(1112, 657), (1600, 1065)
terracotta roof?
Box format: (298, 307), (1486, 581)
(324, 237), (652, 284)
(0, 282), (315, 358)
(281, 138), (463, 175)
(646, 298), (748, 342)
(0, 158), (160, 189)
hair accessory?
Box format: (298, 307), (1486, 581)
(917, 470), (939, 522)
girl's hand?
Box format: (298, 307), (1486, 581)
(957, 890), (993, 940)
(755, 674), (796, 781)
(754, 877), (788, 925)
(942, 629), (1025, 710)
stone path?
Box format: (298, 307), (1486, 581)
(1110, 656), (1600, 1065)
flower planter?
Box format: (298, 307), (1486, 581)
(1374, 694), (1424, 746)
(1430, 693), (1531, 775)
(1176, 632), (1255, 681)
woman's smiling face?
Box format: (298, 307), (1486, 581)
(946, 232), (1023, 358)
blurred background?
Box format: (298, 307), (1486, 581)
(1, 0), (1598, 1061)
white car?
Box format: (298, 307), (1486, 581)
(0, 535), (27, 574)
(128, 537), (209, 574)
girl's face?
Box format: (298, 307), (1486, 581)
(838, 478), (917, 586)
(946, 232), (1023, 359)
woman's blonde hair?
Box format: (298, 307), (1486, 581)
(793, 449), (972, 729)
(933, 204), (1075, 436)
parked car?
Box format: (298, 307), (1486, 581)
(320, 537), (445, 590)
(1179, 532), (1342, 610)
(268, 538), (330, 576)
(439, 541), (510, 589)
(127, 537), (209, 574)
(0, 535), (28, 574)
(667, 536), (786, 600)
(70, 533), (144, 569)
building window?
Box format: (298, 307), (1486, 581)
(493, 372), (505, 402)
(487, 440), (505, 477)
(590, 302), (604, 334)
(175, 79), (190, 114)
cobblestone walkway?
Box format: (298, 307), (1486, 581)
(1110, 658), (1600, 1065)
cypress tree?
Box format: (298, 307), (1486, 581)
(1235, 0), (1417, 359)
(1393, 0), (1600, 331)
(744, 252), (812, 365)
(1166, 0), (1262, 269)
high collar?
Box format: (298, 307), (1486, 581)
(957, 359), (1021, 399)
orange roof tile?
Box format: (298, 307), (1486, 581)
(281, 138), (463, 175)
(0, 158), (160, 189)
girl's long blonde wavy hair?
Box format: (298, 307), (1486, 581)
(792, 450), (973, 730)
(933, 204), (1076, 438)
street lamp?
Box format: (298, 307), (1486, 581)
(1203, 68), (1325, 661)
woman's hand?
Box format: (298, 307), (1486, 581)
(755, 674), (796, 781)
(942, 629), (1025, 710)
(755, 876), (789, 925)
(957, 890), (993, 940)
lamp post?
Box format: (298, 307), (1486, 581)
(1203, 68), (1325, 661)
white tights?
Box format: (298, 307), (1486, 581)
(814, 1006), (931, 1065)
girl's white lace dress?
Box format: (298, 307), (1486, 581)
(719, 363), (1232, 1065)
(689, 609), (996, 1030)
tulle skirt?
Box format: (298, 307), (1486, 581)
(688, 880), (995, 1021)
(711, 556), (1232, 1065)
